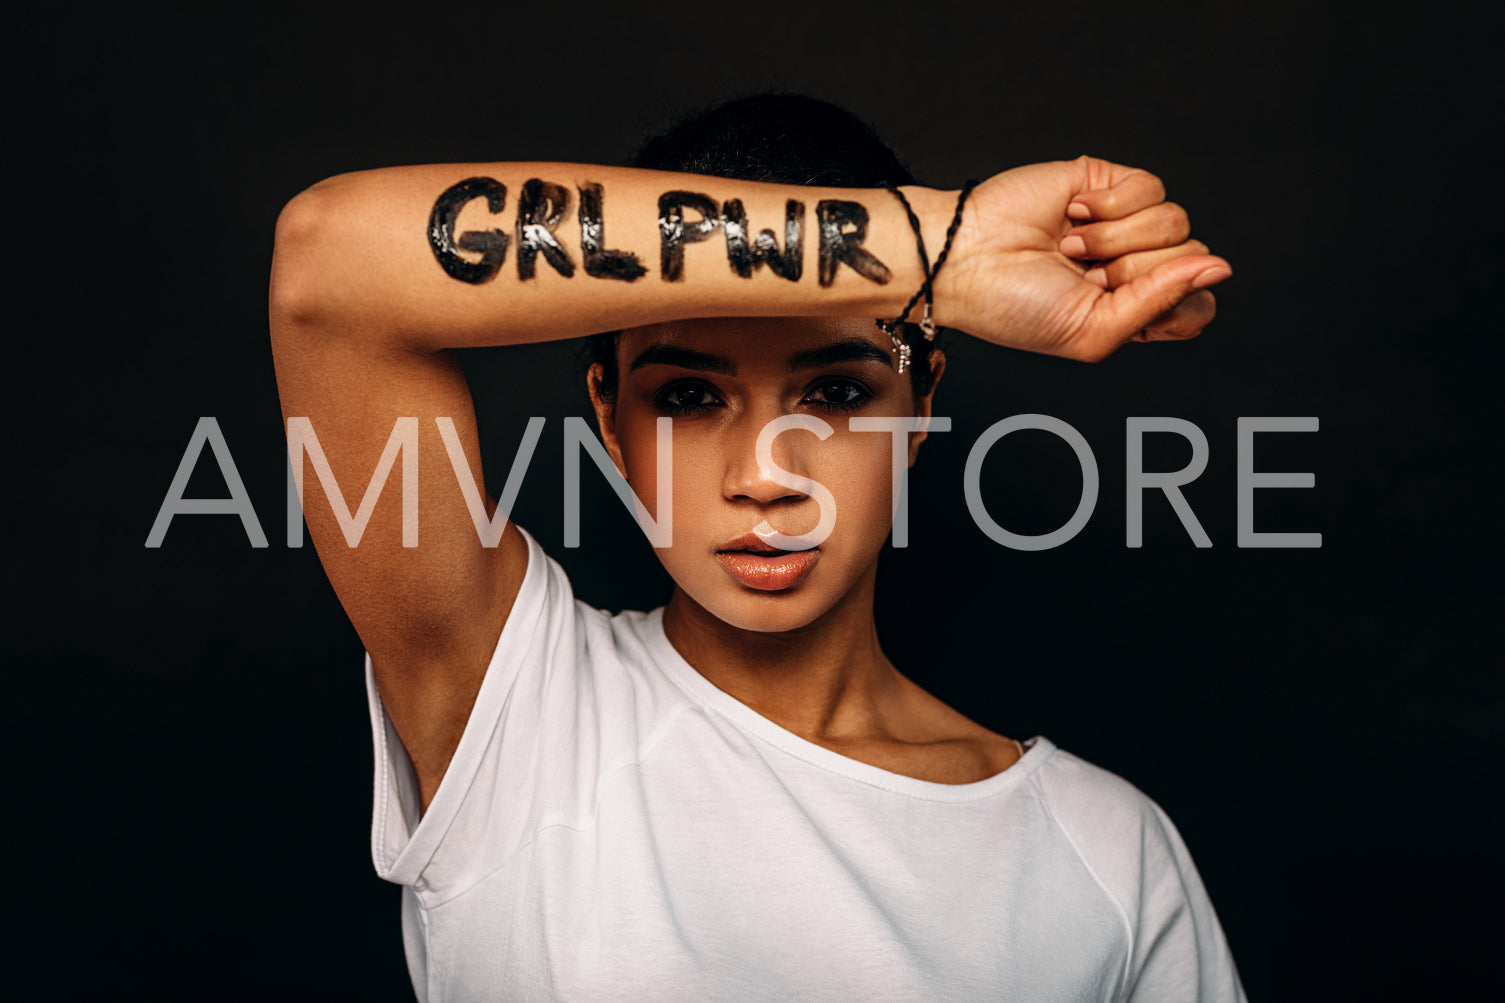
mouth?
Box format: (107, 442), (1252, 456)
(714, 534), (821, 591)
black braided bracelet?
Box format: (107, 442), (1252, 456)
(876, 185), (931, 367)
(877, 180), (980, 373)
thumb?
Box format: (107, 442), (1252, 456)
(1076, 255), (1231, 359)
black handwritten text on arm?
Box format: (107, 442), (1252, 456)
(428, 180), (889, 288)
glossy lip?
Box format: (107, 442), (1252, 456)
(714, 532), (821, 591)
(715, 531), (798, 554)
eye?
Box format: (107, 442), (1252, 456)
(654, 380), (725, 414)
(803, 379), (873, 412)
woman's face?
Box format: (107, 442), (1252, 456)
(589, 317), (943, 634)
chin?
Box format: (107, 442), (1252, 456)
(712, 595), (829, 635)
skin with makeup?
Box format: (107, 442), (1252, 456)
(269, 119), (1228, 817)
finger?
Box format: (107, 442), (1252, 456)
(1061, 203), (1191, 259)
(1066, 168), (1167, 222)
(1084, 240), (1210, 289)
(1138, 290), (1217, 342)
(1073, 255), (1231, 360)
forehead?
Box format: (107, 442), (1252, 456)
(617, 316), (896, 374)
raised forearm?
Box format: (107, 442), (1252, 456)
(270, 163), (950, 350)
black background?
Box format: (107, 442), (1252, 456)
(13, 2), (1500, 1000)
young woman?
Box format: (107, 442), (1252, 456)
(270, 96), (1246, 1000)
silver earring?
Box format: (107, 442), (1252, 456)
(890, 331), (911, 374)
(919, 302), (937, 341)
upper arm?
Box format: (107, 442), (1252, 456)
(270, 185), (529, 812)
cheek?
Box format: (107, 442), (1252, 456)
(616, 417), (721, 530)
(614, 406), (673, 494)
(822, 434), (902, 534)
(621, 427), (727, 598)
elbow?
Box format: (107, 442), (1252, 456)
(269, 177), (355, 329)
(269, 185), (328, 328)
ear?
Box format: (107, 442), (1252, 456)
(586, 363), (629, 478)
(908, 348), (947, 467)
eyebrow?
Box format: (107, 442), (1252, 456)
(784, 338), (894, 372)
(628, 345), (736, 374)
(627, 337), (893, 376)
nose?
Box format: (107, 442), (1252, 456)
(720, 412), (817, 506)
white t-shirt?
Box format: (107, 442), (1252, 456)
(366, 528), (1247, 1002)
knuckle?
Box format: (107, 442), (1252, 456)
(1161, 202), (1191, 239)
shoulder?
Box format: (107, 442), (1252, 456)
(508, 526), (669, 671)
(1030, 746), (1166, 836)
(1026, 746), (1195, 908)
(1027, 745), (1249, 1002)
(501, 529), (693, 731)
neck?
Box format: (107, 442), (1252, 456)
(661, 562), (902, 742)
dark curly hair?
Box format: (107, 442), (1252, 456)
(585, 93), (940, 404)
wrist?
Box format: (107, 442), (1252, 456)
(895, 183), (971, 329)
(885, 185), (945, 323)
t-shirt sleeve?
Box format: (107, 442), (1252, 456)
(1119, 799), (1247, 1003)
(362, 527), (679, 902)
(1034, 752), (1248, 1003)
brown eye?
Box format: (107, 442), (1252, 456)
(804, 380), (872, 411)
(655, 381), (724, 413)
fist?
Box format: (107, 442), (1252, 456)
(935, 156), (1231, 362)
